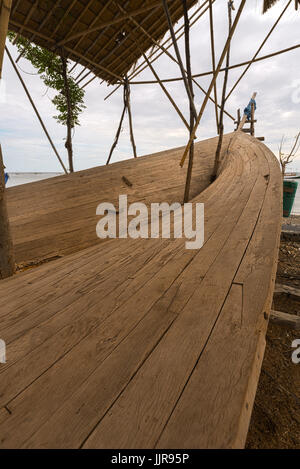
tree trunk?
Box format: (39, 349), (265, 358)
(0, 145), (15, 279)
(61, 55), (74, 173)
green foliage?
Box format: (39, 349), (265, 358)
(8, 32), (86, 127)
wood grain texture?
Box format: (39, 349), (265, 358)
(7, 138), (220, 265)
(0, 133), (282, 449)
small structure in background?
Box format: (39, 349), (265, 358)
(279, 132), (300, 217)
(279, 132), (300, 178)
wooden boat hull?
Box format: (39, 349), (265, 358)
(0, 132), (282, 448)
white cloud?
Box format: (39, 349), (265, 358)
(0, 0), (300, 172)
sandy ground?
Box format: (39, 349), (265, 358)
(246, 216), (300, 449)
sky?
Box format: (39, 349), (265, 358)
(0, 0), (300, 173)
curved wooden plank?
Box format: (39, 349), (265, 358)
(0, 132), (282, 449)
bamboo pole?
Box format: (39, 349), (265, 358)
(61, 54), (74, 173)
(0, 0), (12, 78)
(127, 43), (300, 85)
(0, 145), (15, 279)
(250, 101), (255, 136)
(115, 1), (234, 125)
(0, 0), (15, 279)
(5, 46), (68, 174)
(162, 0), (198, 121)
(106, 105), (126, 165)
(211, 1), (233, 182)
(226, 0), (292, 101)
(182, 0), (195, 204)
(208, 0), (219, 134)
(180, 0), (246, 168)
(124, 77), (137, 159)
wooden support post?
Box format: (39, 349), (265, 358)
(211, 1), (233, 182)
(0, 1), (15, 279)
(270, 310), (300, 330)
(162, 0), (198, 122)
(238, 92), (257, 131)
(235, 108), (241, 130)
(124, 76), (137, 159)
(180, 0), (246, 168)
(0, 145), (15, 279)
(208, 0), (219, 134)
(106, 100), (127, 165)
(182, 0), (195, 204)
(0, 0), (12, 78)
(5, 46), (68, 174)
(250, 100), (255, 136)
(61, 53), (74, 172)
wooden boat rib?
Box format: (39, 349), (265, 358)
(0, 132), (282, 448)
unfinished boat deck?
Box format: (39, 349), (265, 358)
(0, 132), (282, 448)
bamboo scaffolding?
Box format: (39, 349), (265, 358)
(212, 0), (233, 182)
(106, 106), (126, 165)
(125, 77), (137, 159)
(0, 145), (15, 279)
(61, 53), (74, 173)
(183, 0), (195, 203)
(209, 0), (219, 133)
(180, 0), (246, 168)
(162, 0), (198, 121)
(5, 46), (68, 174)
(113, 0), (234, 125)
(0, 0), (12, 78)
(225, 0), (292, 101)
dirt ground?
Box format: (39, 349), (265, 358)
(246, 216), (300, 449)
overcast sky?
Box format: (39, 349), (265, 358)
(0, 0), (299, 173)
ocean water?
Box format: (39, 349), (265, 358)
(5, 173), (300, 215)
(6, 173), (62, 188)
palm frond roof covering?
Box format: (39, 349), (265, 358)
(8, 0), (198, 84)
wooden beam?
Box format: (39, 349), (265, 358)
(183, 0), (195, 204)
(0, 0), (12, 78)
(0, 144), (15, 279)
(162, 0), (198, 121)
(270, 310), (300, 330)
(208, 0), (219, 134)
(274, 283), (300, 299)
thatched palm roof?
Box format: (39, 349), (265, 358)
(8, 0), (197, 84)
(263, 0), (300, 13)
